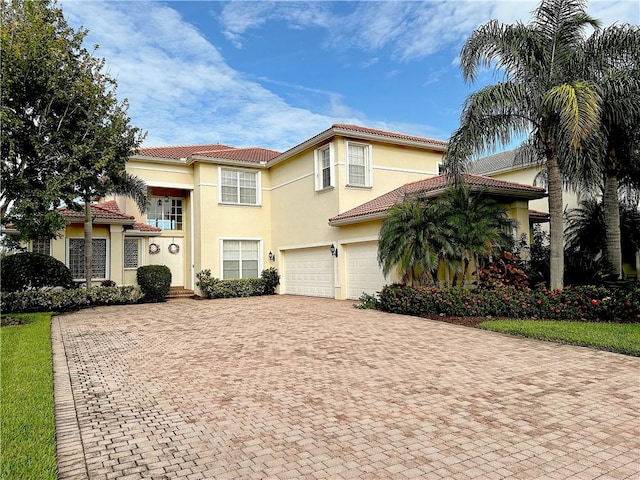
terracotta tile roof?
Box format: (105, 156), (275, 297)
(192, 147), (281, 163)
(59, 201), (135, 222)
(131, 222), (161, 232)
(329, 174), (546, 225)
(138, 144), (233, 160)
(332, 124), (448, 147)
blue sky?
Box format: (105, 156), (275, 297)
(59, 1), (640, 151)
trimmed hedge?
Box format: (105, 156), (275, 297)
(195, 268), (280, 298)
(136, 265), (171, 303)
(1, 252), (74, 292)
(1, 286), (141, 314)
(378, 284), (640, 323)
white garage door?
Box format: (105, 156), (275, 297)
(346, 242), (388, 300)
(283, 247), (334, 297)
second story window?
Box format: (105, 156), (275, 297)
(347, 142), (373, 187)
(314, 143), (334, 191)
(220, 168), (261, 205)
(147, 197), (183, 230)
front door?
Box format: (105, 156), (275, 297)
(149, 237), (184, 287)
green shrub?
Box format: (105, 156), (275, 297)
(0, 252), (74, 292)
(0, 286), (141, 314)
(354, 292), (380, 309)
(196, 268), (279, 298)
(136, 265), (171, 302)
(261, 267), (280, 295)
(378, 284), (640, 322)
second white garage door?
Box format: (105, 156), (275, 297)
(346, 242), (388, 300)
(283, 247), (334, 297)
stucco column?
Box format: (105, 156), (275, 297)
(509, 200), (530, 259)
(110, 224), (124, 285)
(334, 241), (347, 300)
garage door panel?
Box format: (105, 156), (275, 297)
(346, 242), (387, 300)
(283, 248), (334, 297)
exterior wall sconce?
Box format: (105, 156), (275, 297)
(164, 195), (170, 205)
(268, 251), (276, 262)
(330, 243), (338, 257)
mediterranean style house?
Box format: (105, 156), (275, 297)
(25, 124), (552, 299)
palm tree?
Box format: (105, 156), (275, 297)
(576, 26), (640, 277)
(81, 172), (147, 288)
(377, 197), (440, 286)
(565, 196), (640, 283)
(437, 186), (514, 286)
(443, 0), (602, 290)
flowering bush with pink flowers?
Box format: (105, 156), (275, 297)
(378, 284), (640, 323)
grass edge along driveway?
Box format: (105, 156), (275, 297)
(479, 319), (640, 356)
(1, 313), (57, 480)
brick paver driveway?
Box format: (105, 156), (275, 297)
(53, 296), (639, 479)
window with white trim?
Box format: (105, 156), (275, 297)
(222, 240), (260, 279)
(346, 142), (373, 187)
(123, 238), (140, 269)
(437, 162), (444, 175)
(31, 237), (51, 255)
(147, 197), (183, 230)
(314, 143), (334, 191)
(68, 238), (108, 280)
(220, 168), (260, 205)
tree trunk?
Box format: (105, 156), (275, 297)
(603, 170), (622, 278)
(84, 200), (93, 289)
(547, 155), (564, 290)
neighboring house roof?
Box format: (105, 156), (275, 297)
(469, 149), (537, 175)
(329, 174), (546, 226)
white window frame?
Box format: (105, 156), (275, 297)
(66, 238), (110, 281)
(314, 142), (335, 191)
(147, 196), (184, 230)
(123, 237), (141, 270)
(345, 141), (373, 187)
(437, 162), (444, 175)
(219, 238), (263, 280)
(218, 167), (262, 206)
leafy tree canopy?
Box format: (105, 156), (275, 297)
(1, 0), (145, 241)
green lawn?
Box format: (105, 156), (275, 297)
(1, 313), (57, 480)
(479, 320), (640, 356)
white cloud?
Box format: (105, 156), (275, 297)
(218, 0), (640, 62)
(59, 1), (365, 150)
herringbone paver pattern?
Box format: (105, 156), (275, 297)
(53, 296), (640, 479)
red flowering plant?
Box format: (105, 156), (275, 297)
(378, 284), (640, 322)
(475, 251), (530, 290)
